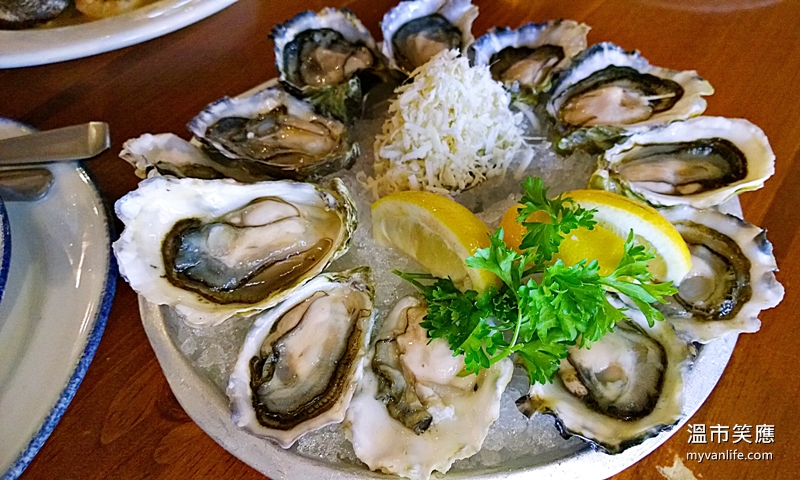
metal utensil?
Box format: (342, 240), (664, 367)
(0, 122), (110, 165)
(0, 168), (55, 201)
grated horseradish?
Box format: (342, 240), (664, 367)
(359, 49), (532, 198)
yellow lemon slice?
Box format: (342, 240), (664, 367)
(500, 190), (691, 284)
(372, 191), (502, 292)
(500, 205), (625, 276)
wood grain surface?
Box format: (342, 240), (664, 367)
(2, 0), (799, 478)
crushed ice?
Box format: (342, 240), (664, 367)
(164, 98), (598, 470)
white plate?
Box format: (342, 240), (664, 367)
(0, 119), (117, 479)
(0, 0), (238, 68)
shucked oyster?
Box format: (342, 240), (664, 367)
(546, 42), (714, 153)
(518, 296), (692, 454)
(658, 205), (784, 343)
(188, 86), (359, 182)
(588, 116), (775, 209)
(468, 20), (589, 97)
(119, 133), (268, 183)
(271, 8), (384, 121)
(227, 268), (374, 447)
(113, 176), (356, 327)
(381, 0), (479, 74)
(344, 297), (513, 480)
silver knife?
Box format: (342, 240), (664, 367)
(0, 122), (110, 165)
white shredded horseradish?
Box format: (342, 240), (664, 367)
(359, 49), (532, 198)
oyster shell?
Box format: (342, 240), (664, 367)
(343, 296), (513, 480)
(588, 116), (775, 209)
(658, 205), (784, 343)
(113, 176), (356, 327)
(546, 42), (714, 153)
(0, 0), (70, 29)
(381, 0), (479, 74)
(119, 133), (268, 183)
(227, 268), (375, 448)
(518, 296), (692, 454)
(271, 8), (383, 122)
(468, 20), (589, 96)
(187, 86), (359, 182)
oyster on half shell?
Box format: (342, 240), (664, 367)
(119, 133), (269, 183)
(468, 20), (589, 97)
(381, 0), (479, 74)
(518, 296), (692, 454)
(113, 176), (356, 327)
(658, 205), (784, 343)
(188, 86), (360, 182)
(344, 296), (513, 480)
(271, 8), (385, 122)
(588, 116), (775, 209)
(227, 268), (375, 448)
(546, 42), (714, 153)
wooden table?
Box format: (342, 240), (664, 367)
(2, 0), (798, 478)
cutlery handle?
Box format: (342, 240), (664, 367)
(0, 122), (110, 165)
(0, 168), (55, 201)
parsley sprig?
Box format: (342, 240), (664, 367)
(396, 177), (677, 384)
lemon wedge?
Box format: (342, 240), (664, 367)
(372, 191), (502, 293)
(500, 190), (691, 284)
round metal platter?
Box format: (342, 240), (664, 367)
(140, 300), (736, 479)
(135, 81), (743, 477)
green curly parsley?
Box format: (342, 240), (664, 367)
(396, 177), (677, 384)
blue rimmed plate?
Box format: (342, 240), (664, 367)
(0, 195), (10, 305)
(0, 119), (117, 479)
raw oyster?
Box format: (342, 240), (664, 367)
(519, 296), (692, 454)
(588, 116), (775, 209)
(113, 176), (356, 327)
(227, 268), (375, 448)
(187, 86), (359, 181)
(344, 296), (513, 480)
(658, 205), (784, 343)
(271, 8), (383, 122)
(120, 133), (267, 183)
(468, 20), (589, 96)
(546, 42), (714, 153)
(381, 0), (479, 74)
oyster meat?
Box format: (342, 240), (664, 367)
(381, 0), (479, 74)
(344, 297), (513, 480)
(271, 8), (383, 121)
(188, 86), (359, 181)
(589, 116), (775, 209)
(519, 296), (692, 454)
(227, 268), (375, 447)
(658, 205), (784, 343)
(468, 20), (589, 96)
(546, 42), (714, 153)
(113, 176), (356, 326)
